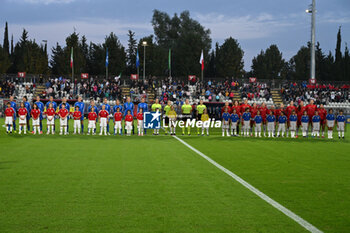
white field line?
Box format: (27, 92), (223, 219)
(172, 135), (323, 233)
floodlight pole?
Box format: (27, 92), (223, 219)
(142, 41), (147, 82)
(307, 0), (316, 80)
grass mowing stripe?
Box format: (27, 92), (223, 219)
(172, 135), (323, 233)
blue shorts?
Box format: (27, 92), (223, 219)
(80, 116), (84, 121)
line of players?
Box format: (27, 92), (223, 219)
(4, 96), (347, 138)
(219, 99), (346, 139)
(4, 95), (157, 136)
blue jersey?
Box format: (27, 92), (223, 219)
(88, 105), (98, 114)
(254, 115), (263, 124)
(326, 114), (335, 121)
(74, 101), (85, 115)
(278, 115), (287, 124)
(35, 101), (44, 112)
(137, 102), (148, 113)
(336, 115), (346, 122)
(267, 115), (276, 123)
(24, 102), (31, 117)
(312, 115), (321, 123)
(230, 113), (239, 123)
(59, 102), (70, 111)
(123, 102), (134, 116)
(289, 114), (297, 122)
(46, 101), (57, 111)
(242, 112), (251, 121)
(10, 101), (17, 118)
(222, 112), (230, 121)
(301, 115), (309, 123)
(113, 104), (123, 113)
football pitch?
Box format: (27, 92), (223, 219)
(1, 120), (350, 233)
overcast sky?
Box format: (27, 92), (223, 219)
(0, 0), (349, 70)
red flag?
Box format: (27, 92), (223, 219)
(199, 50), (204, 71)
(70, 47), (73, 68)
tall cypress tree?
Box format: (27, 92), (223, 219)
(3, 22), (9, 55)
(335, 26), (343, 80)
(10, 34), (14, 55)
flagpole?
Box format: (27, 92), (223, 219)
(71, 47), (74, 84)
(201, 68), (203, 83)
(106, 48), (108, 80)
(169, 49), (171, 78)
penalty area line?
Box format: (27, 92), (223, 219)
(172, 135), (323, 233)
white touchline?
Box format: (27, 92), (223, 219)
(173, 136), (323, 233)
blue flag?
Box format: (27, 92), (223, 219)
(136, 49), (140, 68)
(106, 48), (109, 67)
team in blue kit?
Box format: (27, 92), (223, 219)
(35, 96), (45, 132)
(221, 108), (231, 136)
(277, 112), (287, 137)
(254, 111), (263, 137)
(242, 108), (251, 137)
(230, 109), (240, 136)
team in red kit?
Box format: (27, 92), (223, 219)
(3, 97), (347, 139)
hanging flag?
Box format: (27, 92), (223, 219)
(115, 73), (121, 82)
(136, 49), (140, 68)
(105, 48), (109, 67)
(168, 49), (171, 70)
(70, 47), (73, 68)
(199, 50), (204, 71)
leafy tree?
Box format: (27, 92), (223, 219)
(126, 30), (137, 74)
(289, 46), (310, 80)
(251, 44), (284, 80)
(12, 29), (48, 74)
(103, 32), (126, 76)
(152, 10), (211, 76)
(216, 37), (244, 79)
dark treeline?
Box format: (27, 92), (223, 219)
(0, 10), (349, 81)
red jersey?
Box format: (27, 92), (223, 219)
(307, 104), (317, 117)
(285, 105), (297, 118)
(297, 105), (307, 120)
(5, 107), (15, 117)
(31, 109), (41, 119)
(114, 112), (122, 121)
(274, 108), (282, 118)
(58, 109), (69, 118)
(45, 108), (56, 116)
(221, 105), (232, 114)
(240, 104), (251, 112)
(232, 105), (241, 115)
(72, 111), (82, 120)
(318, 108), (327, 120)
(125, 114), (133, 122)
(99, 110), (108, 118)
(136, 112), (143, 120)
(250, 107), (258, 118)
(18, 107), (27, 116)
(259, 106), (268, 120)
(88, 112), (97, 121)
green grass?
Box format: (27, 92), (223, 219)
(0, 119), (349, 232)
